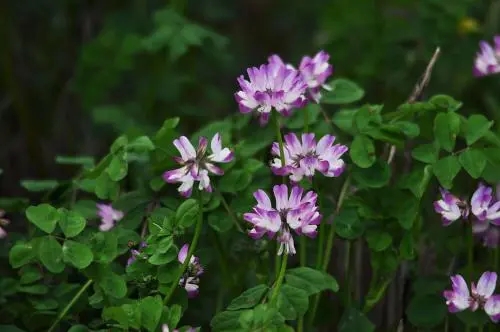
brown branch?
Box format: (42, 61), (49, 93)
(387, 47), (441, 164)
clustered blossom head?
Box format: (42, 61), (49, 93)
(96, 203), (124, 231)
(162, 324), (197, 332)
(269, 51), (333, 103)
(235, 55), (307, 125)
(244, 184), (321, 255)
(443, 271), (500, 323)
(163, 133), (233, 197)
(270, 133), (348, 182)
(0, 210), (10, 239)
(474, 36), (500, 77)
(434, 183), (500, 248)
(178, 244), (204, 298)
(126, 242), (147, 267)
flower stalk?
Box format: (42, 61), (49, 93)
(163, 194), (204, 305)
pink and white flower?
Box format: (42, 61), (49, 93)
(433, 188), (469, 226)
(244, 184), (321, 255)
(443, 272), (500, 323)
(235, 56), (307, 125)
(473, 36), (500, 77)
(163, 133), (233, 197)
(178, 244), (204, 298)
(96, 203), (124, 231)
(162, 324), (197, 332)
(270, 133), (348, 182)
(0, 210), (10, 239)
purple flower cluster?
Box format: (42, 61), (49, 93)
(235, 51), (333, 125)
(162, 324), (197, 332)
(434, 183), (500, 248)
(163, 133), (233, 197)
(444, 271), (500, 322)
(474, 36), (500, 77)
(178, 244), (204, 298)
(270, 133), (348, 182)
(244, 184), (321, 255)
(96, 203), (124, 231)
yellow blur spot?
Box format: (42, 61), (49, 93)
(458, 17), (480, 35)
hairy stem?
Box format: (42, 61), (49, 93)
(163, 193), (204, 305)
(47, 279), (93, 332)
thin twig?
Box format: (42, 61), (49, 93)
(387, 47), (441, 164)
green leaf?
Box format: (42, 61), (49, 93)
(432, 155), (461, 189)
(398, 165), (433, 198)
(95, 172), (119, 199)
(322, 78), (365, 104)
(128, 136), (155, 152)
(411, 143), (439, 164)
(58, 209), (87, 238)
(464, 114), (493, 145)
(18, 284), (49, 295)
(139, 296), (163, 332)
(68, 325), (89, 332)
(62, 240), (94, 269)
(338, 307), (375, 332)
(26, 204), (61, 234)
(211, 310), (242, 331)
(399, 232), (416, 260)
(99, 271), (127, 298)
(20, 180), (59, 192)
(459, 149), (487, 179)
(55, 156), (95, 168)
(243, 159), (264, 174)
(352, 105), (382, 132)
(218, 170), (252, 193)
(208, 211), (233, 233)
(456, 309), (490, 327)
(366, 231), (392, 252)
(38, 236), (65, 273)
(351, 161), (390, 188)
(285, 267), (339, 295)
(285, 103), (321, 129)
(227, 284), (268, 310)
(90, 231), (119, 263)
(278, 285), (309, 319)
(191, 120), (232, 144)
(406, 294), (447, 328)
(106, 151), (128, 181)
(148, 248), (177, 265)
(20, 266), (43, 284)
(175, 199), (200, 228)
(335, 208), (364, 240)
(9, 241), (36, 268)
(331, 109), (357, 135)
(391, 193), (419, 230)
(349, 135), (376, 168)
(429, 94), (462, 112)
(163, 304), (182, 330)
(0, 326), (26, 332)
(433, 112), (460, 152)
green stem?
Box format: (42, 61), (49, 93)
(300, 237), (307, 267)
(322, 176), (351, 271)
(47, 279), (93, 332)
(297, 317), (304, 332)
(315, 181), (325, 270)
(211, 230), (230, 313)
(444, 314), (449, 332)
(467, 224), (474, 281)
(163, 194), (204, 305)
(344, 240), (352, 308)
(308, 175), (351, 327)
(269, 254), (288, 305)
(215, 186), (243, 233)
(273, 112), (286, 179)
(273, 111), (286, 277)
(304, 108), (309, 133)
(466, 223), (474, 332)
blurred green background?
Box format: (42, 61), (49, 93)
(1, 0), (500, 196)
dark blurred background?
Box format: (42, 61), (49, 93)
(1, 0), (500, 197)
